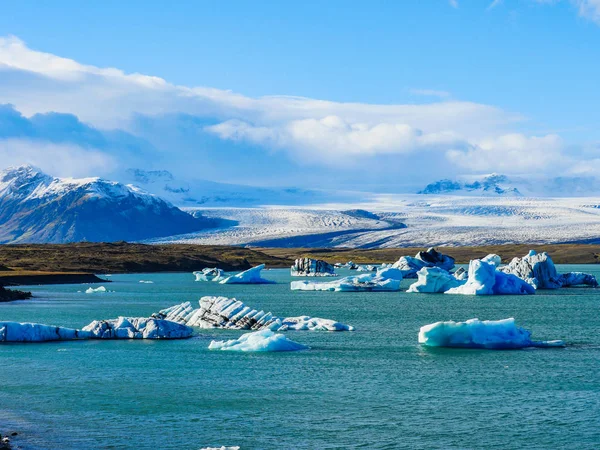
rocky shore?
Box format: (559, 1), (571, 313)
(0, 286), (31, 302)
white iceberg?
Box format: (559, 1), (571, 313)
(218, 264), (274, 284)
(139, 280), (154, 284)
(499, 250), (598, 289)
(392, 248), (455, 278)
(194, 267), (225, 282)
(291, 258), (337, 277)
(407, 267), (465, 293)
(418, 318), (565, 349)
(445, 258), (534, 295)
(82, 317), (193, 339)
(153, 296), (354, 331)
(0, 317), (192, 342)
(208, 329), (308, 352)
(85, 286), (108, 294)
(0, 321), (86, 342)
(291, 272), (401, 292)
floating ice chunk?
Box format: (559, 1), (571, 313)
(444, 259), (534, 295)
(0, 321), (87, 342)
(139, 280), (154, 284)
(85, 286), (108, 294)
(200, 447), (240, 450)
(218, 264), (274, 284)
(291, 258), (337, 277)
(453, 267), (467, 280)
(418, 318), (565, 349)
(493, 271), (536, 295)
(153, 296), (354, 331)
(392, 248), (455, 278)
(208, 329), (308, 352)
(559, 272), (599, 287)
(291, 273), (401, 292)
(407, 267), (465, 293)
(194, 268), (225, 282)
(499, 250), (597, 289)
(498, 251), (562, 289)
(82, 317), (193, 339)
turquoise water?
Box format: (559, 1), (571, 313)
(1, 266), (600, 449)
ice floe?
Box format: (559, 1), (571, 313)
(82, 317), (193, 339)
(445, 258), (534, 295)
(291, 258), (337, 277)
(0, 321), (85, 342)
(407, 267), (465, 293)
(418, 318), (565, 349)
(0, 317), (192, 342)
(208, 329), (308, 352)
(85, 286), (108, 294)
(499, 250), (597, 289)
(392, 247), (455, 278)
(194, 267), (225, 282)
(139, 280), (154, 284)
(290, 265), (403, 292)
(218, 264), (274, 284)
(153, 296), (354, 331)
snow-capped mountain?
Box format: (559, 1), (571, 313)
(419, 173), (600, 197)
(0, 165), (218, 243)
(419, 174), (522, 196)
(124, 168), (362, 207)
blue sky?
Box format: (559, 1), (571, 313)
(0, 0), (599, 190)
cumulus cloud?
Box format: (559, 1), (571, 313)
(0, 35), (594, 189)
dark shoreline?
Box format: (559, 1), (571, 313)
(0, 242), (598, 287)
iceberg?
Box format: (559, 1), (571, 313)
(139, 280), (154, 284)
(453, 267), (467, 280)
(499, 250), (598, 289)
(445, 258), (534, 295)
(194, 267), (225, 282)
(291, 272), (401, 292)
(0, 321), (85, 342)
(392, 247), (455, 278)
(0, 317), (192, 342)
(559, 272), (599, 287)
(291, 258), (337, 277)
(82, 317), (193, 339)
(218, 264), (274, 284)
(208, 329), (308, 352)
(153, 296), (354, 331)
(418, 318), (565, 349)
(85, 286), (108, 294)
(407, 267), (465, 293)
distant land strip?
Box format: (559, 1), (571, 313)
(0, 242), (598, 286)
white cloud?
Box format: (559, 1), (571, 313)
(0, 139), (116, 177)
(449, 0), (459, 8)
(0, 35), (593, 185)
(573, 0), (600, 23)
(446, 134), (565, 174)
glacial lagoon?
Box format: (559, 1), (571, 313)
(1, 266), (600, 449)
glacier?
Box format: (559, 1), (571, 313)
(194, 267), (225, 282)
(418, 318), (565, 349)
(218, 264), (275, 284)
(392, 248), (455, 278)
(153, 296), (354, 331)
(208, 330), (308, 352)
(291, 258), (337, 277)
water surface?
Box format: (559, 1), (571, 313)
(1, 266), (599, 449)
